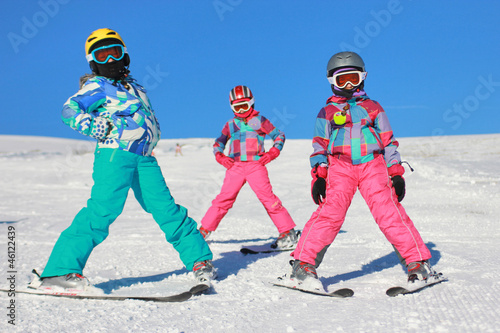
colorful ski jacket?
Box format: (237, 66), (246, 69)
(214, 110), (285, 161)
(62, 76), (160, 156)
(311, 92), (401, 169)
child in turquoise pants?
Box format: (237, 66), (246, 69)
(37, 29), (215, 292)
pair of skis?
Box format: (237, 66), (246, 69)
(241, 243), (447, 298)
(240, 244), (446, 298)
(273, 273), (447, 298)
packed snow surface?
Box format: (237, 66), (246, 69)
(0, 134), (499, 332)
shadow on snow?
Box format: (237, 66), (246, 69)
(321, 242), (441, 286)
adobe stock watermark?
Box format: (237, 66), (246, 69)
(51, 139), (95, 181)
(441, 74), (499, 132)
(268, 106), (296, 132)
(6, 225), (17, 326)
(213, 0), (243, 21)
(7, 0), (71, 54)
(192, 169), (226, 214)
(420, 74), (499, 156)
(339, 0), (405, 52)
(142, 64), (169, 91)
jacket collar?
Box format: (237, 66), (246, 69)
(234, 108), (259, 120)
(326, 90), (368, 104)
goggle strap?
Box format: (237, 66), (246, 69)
(232, 97), (254, 106)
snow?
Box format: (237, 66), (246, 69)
(0, 134), (499, 333)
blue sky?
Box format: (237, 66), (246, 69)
(1, 0), (499, 141)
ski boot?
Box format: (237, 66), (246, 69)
(407, 261), (436, 284)
(199, 226), (212, 240)
(34, 272), (101, 294)
(271, 229), (299, 249)
(193, 260), (217, 285)
(289, 260), (325, 292)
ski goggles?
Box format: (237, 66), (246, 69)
(231, 98), (254, 113)
(86, 44), (127, 64)
(328, 70), (367, 89)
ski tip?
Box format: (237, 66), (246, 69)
(331, 288), (354, 298)
(146, 292), (193, 302)
(386, 286), (408, 297)
(240, 248), (259, 255)
(189, 283), (211, 295)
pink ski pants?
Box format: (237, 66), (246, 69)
(201, 161), (295, 233)
(292, 155), (431, 266)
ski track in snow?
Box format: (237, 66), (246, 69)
(0, 134), (499, 333)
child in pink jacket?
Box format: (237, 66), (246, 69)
(200, 85), (297, 249)
(283, 52), (441, 292)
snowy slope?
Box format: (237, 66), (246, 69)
(0, 134), (499, 333)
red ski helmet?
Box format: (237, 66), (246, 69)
(229, 85), (255, 117)
(229, 85), (254, 105)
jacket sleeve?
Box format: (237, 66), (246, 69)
(310, 108), (330, 168)
(372, 102), (401, 169)
(260, 116), (285, 151)
(213, 121), (231, 155)
(61, 81), (109, 139)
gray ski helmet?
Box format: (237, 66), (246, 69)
(327, 52), (365, 77)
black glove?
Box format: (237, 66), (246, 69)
(391, 175), (406, 202)
(311, 177), (326, 205)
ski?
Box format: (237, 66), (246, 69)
(0, 287), (194, 302)
(272, 277), (353, 298)
(0, 282), (211, 303)
(273, 282), (353, 298)
(240, 246), (294, 255)
(386, 273), (447, 297)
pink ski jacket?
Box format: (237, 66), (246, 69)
(214, 110), (285, 162)
(311, 92), (402, 173)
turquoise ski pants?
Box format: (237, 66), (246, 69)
(41, 148), (212, 277)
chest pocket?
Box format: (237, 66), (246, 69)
(246, 117), (261, 131)
(328, 103), (352, 128)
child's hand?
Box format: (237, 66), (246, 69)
(90, 116), (113, 140)
(311, 178), (326, 204)
(215, 153), (235, 170)
(259, 147), (280, 165)
(391, 175), (406, 202)
(311, 164), (328, 204)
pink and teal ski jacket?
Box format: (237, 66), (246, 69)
(214, 110), (285, 162)
(311, 92), (401, 170)
(62, 76), (161, 156)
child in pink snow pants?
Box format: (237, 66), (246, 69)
(200, 85), (297, 249)
(287, 52), (438, 290)
(295, 155), (429, 266)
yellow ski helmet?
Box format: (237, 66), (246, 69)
(85, 28), (126, 55)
